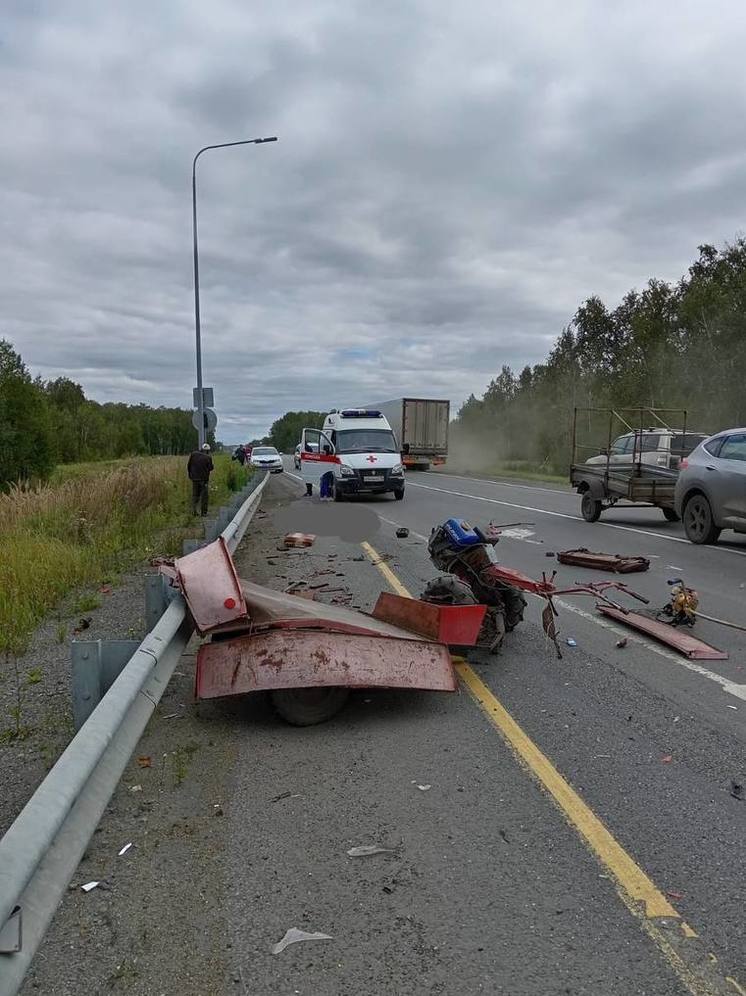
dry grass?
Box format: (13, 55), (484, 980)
(0, 455), (248, 655)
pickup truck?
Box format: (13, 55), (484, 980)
(569, 411), (707, 522)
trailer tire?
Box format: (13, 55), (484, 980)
(662, 507), (680, 523)
(581, 493), (603, 522)
(270, 687), (350, 726)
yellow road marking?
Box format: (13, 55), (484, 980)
(363, 540), (741, 996)
(360, 541), (411, 597)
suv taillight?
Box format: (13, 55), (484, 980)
(679, 458), (689, 470)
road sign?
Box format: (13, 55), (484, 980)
(193, 386), (215, 409)
(192, 407), (218, 432)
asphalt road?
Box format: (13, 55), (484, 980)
(19, 463), (744, 996)
(262, 461), (745, 995)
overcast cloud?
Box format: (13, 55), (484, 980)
(2, 1), (746, 441)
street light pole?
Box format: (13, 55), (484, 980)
(191, 136), (278, 447)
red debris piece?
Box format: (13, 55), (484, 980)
(283, 533), (316, 548)
(661, 755), (673, 763)
(556, 549), (650, 573)
(667, 890), (684, 899)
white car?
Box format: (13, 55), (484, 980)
(250, 446), (283, 474)
(585, 429), (708, 470)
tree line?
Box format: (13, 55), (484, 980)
(266, 410), (325, 453)
(452, 239), (746, 473)
(1, 339), (202, 486)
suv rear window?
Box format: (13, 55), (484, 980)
(639, 433), (663, 453)
(671, 433), (708, 456)
(718, 433), (746, 462)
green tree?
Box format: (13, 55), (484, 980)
(268, 411), (325, 452)
(0, 340), (54, 486)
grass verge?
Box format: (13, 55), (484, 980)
(0, 454), (251, 656)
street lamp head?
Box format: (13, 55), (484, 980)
(256, 136), (278, 144)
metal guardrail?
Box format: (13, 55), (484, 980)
(0, 472), (269, 995)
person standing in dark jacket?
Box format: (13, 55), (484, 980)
(187, 443), (214, 516)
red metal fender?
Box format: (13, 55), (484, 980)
(195, 629), (458, 699)
(597, 606), (728, 660)
(371, 591), (486, 645)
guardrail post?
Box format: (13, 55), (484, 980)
(145, 575), (176, 631)
(71, 640), (141, 730)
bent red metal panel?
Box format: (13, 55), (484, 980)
(371, 592), (486, 645)
(196, 629), (458, 699)
(597, 606), (728, 660)
(175, 538), (247, 632)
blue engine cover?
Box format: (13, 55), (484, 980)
(442, 518), (482, 548)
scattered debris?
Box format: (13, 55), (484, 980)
(118, 843), (133, 857)
(597, 607), (728, 660)
(556, 549), (650, 573)
(99, 585), (113, 594)
(129, 784), (142, 793)
(667, 890), (684, 900)
(162, 712), (184, 720)
(396, 527), (410, 538)
(726, 705), (738, 711)
(416, 784), (431, 791)
(73, 617), (92, 635)
(673, 716), (680, 723)
(271, 927), (332, 955)
(350, 555), (365, 562)
(566, 638), (577, 647)
(545, 552), (555, 558)
(283, 533), (316, 548)
(616, 638), (628, 649)
(81, 881), (100, 893)
(498, 829), (510, 844)
(137, 756), (152, 768)
(346, 845), (394, 857)
(270, 791), (301, 803)
(661, 755), (673, 763)
(213, 804), (224, 817)
(730, 781), (744, 801)
(657, 579), (698, 626)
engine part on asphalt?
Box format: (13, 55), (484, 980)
(656, 578), (699, 626)
(395, 527), (410, 538)
(596, 606), (728, 660)
(556, 548), (650, 573)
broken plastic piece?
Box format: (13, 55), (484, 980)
(416, 784), (431, 791)
(566, 638), (577, 647)
(616, 638), (628, 648)
(118, 843), (133, 857)
(346, 845), (394, 857)
(271, 927), (332, 955)
(81, 881), (99, 892)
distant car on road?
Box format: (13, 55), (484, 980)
(585, 429), (708, 470)
(294, 441), (317, 469)
(674, 429), (746, 543)
(250, 446), (284, 474)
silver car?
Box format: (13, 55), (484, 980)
(674, 429), (746, 543)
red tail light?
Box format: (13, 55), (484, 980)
(679, 458), (689, 470)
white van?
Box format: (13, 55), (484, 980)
(300, 409), (406, 500)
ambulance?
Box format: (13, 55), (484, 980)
(300, 409), (406, 501)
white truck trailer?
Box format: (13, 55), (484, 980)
(367, 398), (450, 471)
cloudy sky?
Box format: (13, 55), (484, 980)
(3, 1), (746, 442)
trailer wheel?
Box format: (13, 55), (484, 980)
(270, 687), (350, 726)
(662, 507), (680, 523)
(581, 493), (603, 522)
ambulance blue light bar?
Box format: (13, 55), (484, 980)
(340, 409), (382, 418)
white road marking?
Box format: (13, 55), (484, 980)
(407, 481), (746, 559)
(433, 471), (571, 496)
(498, 526), (543, 544)
(554, 598), (746, 702)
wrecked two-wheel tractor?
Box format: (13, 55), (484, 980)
(420, 574), (526, 653)
(161, 538), (486, 727)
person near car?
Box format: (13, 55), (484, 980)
(187, 443), (214, 516)
(319, 469), (335, 501)
(233, 444), (246, 466)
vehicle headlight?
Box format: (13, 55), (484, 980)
(391, 463), (404, 475)
(340, 464), (356, 477)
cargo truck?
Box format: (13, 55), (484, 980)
(367, 398), (450, 470)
